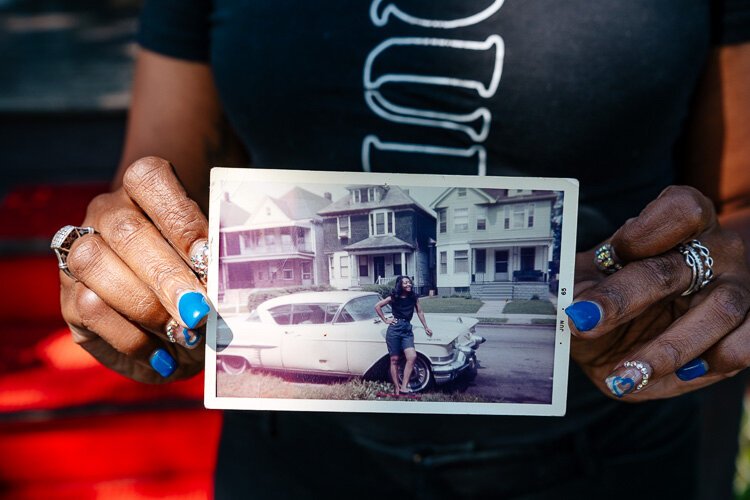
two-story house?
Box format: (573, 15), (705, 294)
(430, 188), (557, 298)
(218, 187), (331, 294)
(318, 185), (436, 293)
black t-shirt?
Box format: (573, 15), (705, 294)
(137, 0), (750, 470)
(391, 292), (418, 321)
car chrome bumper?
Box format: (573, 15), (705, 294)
(432, 350), (472, 384)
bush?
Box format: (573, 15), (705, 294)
(530, 294), (540, 300)
(361, 279), (396, 299)
(246, 284), (334, 311)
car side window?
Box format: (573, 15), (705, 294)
(291, 304), (327, 325)
(268, 305), (292, 325)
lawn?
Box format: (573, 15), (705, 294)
(419, 297), (483, 314)
(503, 299), (556, 315)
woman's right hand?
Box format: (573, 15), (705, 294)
(59, 157), (211, 383)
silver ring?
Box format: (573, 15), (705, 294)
(594, 243), (622, 275)
(166, 319), (180, 343)
(677, 239), (714, 296)
(190, 241), (209, 281)
(50, 225), (98, 279)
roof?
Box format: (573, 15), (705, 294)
(317, 185), (433, 216)
(257, 290), (377, 308)
(344, 235), (415, 252)
(430, 188), (557, 208)
(274, 186), (332, 220)
(220, 198), (251, 227)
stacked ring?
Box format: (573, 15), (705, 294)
(677, 240), (714, 296)
(50, 225), (99, 279)
(594, 243), (622, 275)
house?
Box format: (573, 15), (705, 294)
(430, 188), (558, 298)
(218, 187), (331, 294)
(317, 185), (436, 293)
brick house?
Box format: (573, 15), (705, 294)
(317, 185), (436, 294)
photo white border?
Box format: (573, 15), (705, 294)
(204, 168), (579, 416)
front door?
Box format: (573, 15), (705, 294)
(494, 250), (509, 281)
(374, 256), (385, 281)
(474, 249), (486, 283)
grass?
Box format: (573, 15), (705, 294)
(503, 299), (556, 315)
(217, 369), (493, 402)
(531, 318), (557, 326)
(476, 317), (509, 325)
(419, 297), (483, 314)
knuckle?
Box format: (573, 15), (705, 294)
(67, 236), (105, 278)
(103, 208), (150, 250)
(86, 193), (114, 220)
(122, 156), (172, 195)
(651, 337), (686, 373)
(712, 343), (749, 373)
(159, 199), (205, 239)
(143, 260), (184, 291)
(641, 254), (682, 290)
(74, 288), (108, 336)
(706, 284), (748, 330)
(595, 283), (630, 319)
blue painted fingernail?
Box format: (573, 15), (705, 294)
(676, 358), (708, 381)
(183, 328), (202, 348)
(565, 301), (601, 332)
(178, 292), (210, 329)
(150, 349), (177, 378)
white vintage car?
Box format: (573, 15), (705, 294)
(217, 291), (485, 392)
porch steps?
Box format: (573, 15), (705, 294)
(470, 282), (549, 300)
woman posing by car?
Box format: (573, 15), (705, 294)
(375, 276), (433, 395)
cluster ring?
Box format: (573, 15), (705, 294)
(623, 361), (650, 391)
(165, 319), (180, 343)
(677, 239), (714, 296)
(594, 243), (622, 275)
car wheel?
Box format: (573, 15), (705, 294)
(398, 354), (433, 392)
(220, 356), (248, 375)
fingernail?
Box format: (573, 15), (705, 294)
(190, 240), (209, 281)
(178, 291), (210, 329)
(605, 361), (652, 398)
(150, 349), (177, 378)
(565, 301), (601, 332)
(676, 358), (708, 381)
(183, 328), (202, 348)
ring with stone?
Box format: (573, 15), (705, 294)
(190, 241), (209, 282)
(50, 225), (99, 279)
(594, 243), (622, 275)
(677, 239), (714, 296)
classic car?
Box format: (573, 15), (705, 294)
(217, 291), (485, 392)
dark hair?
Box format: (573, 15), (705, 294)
(390, 275), (414, 300)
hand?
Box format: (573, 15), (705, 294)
(567, 186), (750, 401)
(385, 317), (395, 325)
(59, 157), (210, 383)
(424, 326), (433, 337)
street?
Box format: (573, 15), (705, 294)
(460, 324), (556, 404)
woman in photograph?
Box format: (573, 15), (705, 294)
(375, 276), (433, 395)
(52, 1), (749, 498)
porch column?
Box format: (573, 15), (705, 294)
(401, 252), (406, 279)
(350, 254), (356, 286)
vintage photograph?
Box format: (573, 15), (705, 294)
(205, 169), (578, 416)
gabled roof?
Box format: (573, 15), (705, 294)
(274, 186), (332, 220)
(317, 185), (432, 216)
(430, 188), (556, 208)
(220, 198), (251, 227)
(343, 235), (414, 252)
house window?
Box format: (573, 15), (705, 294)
(476, 207), (487, 231)
(282, 267), (293, 280)
(393, 254), (402, 276)
(338, 216), (350, 238)
(270, 266), (278, 280)
(359, 256), (369, 277)
(454, 208), (469, 232)
(513, 205), (525, 228)
(457, 188), (467, 197)
(265, 234), (276, 246)
(440, 252), (447, 274)
(528, 204), (535, 228)
(438, 209), (446, 233)
(329, 255), (335, 278)
(454, 250), (469, 273)
(340, 256), (349, 277)
(301, 261), (312, 280)
(369, 210), (394, 236)
(354, 187), (376, 203)
(504, 206), (510, 229)
(297, 227), (306, 247)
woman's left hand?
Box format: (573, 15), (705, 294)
(568, 185), (750, 400)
